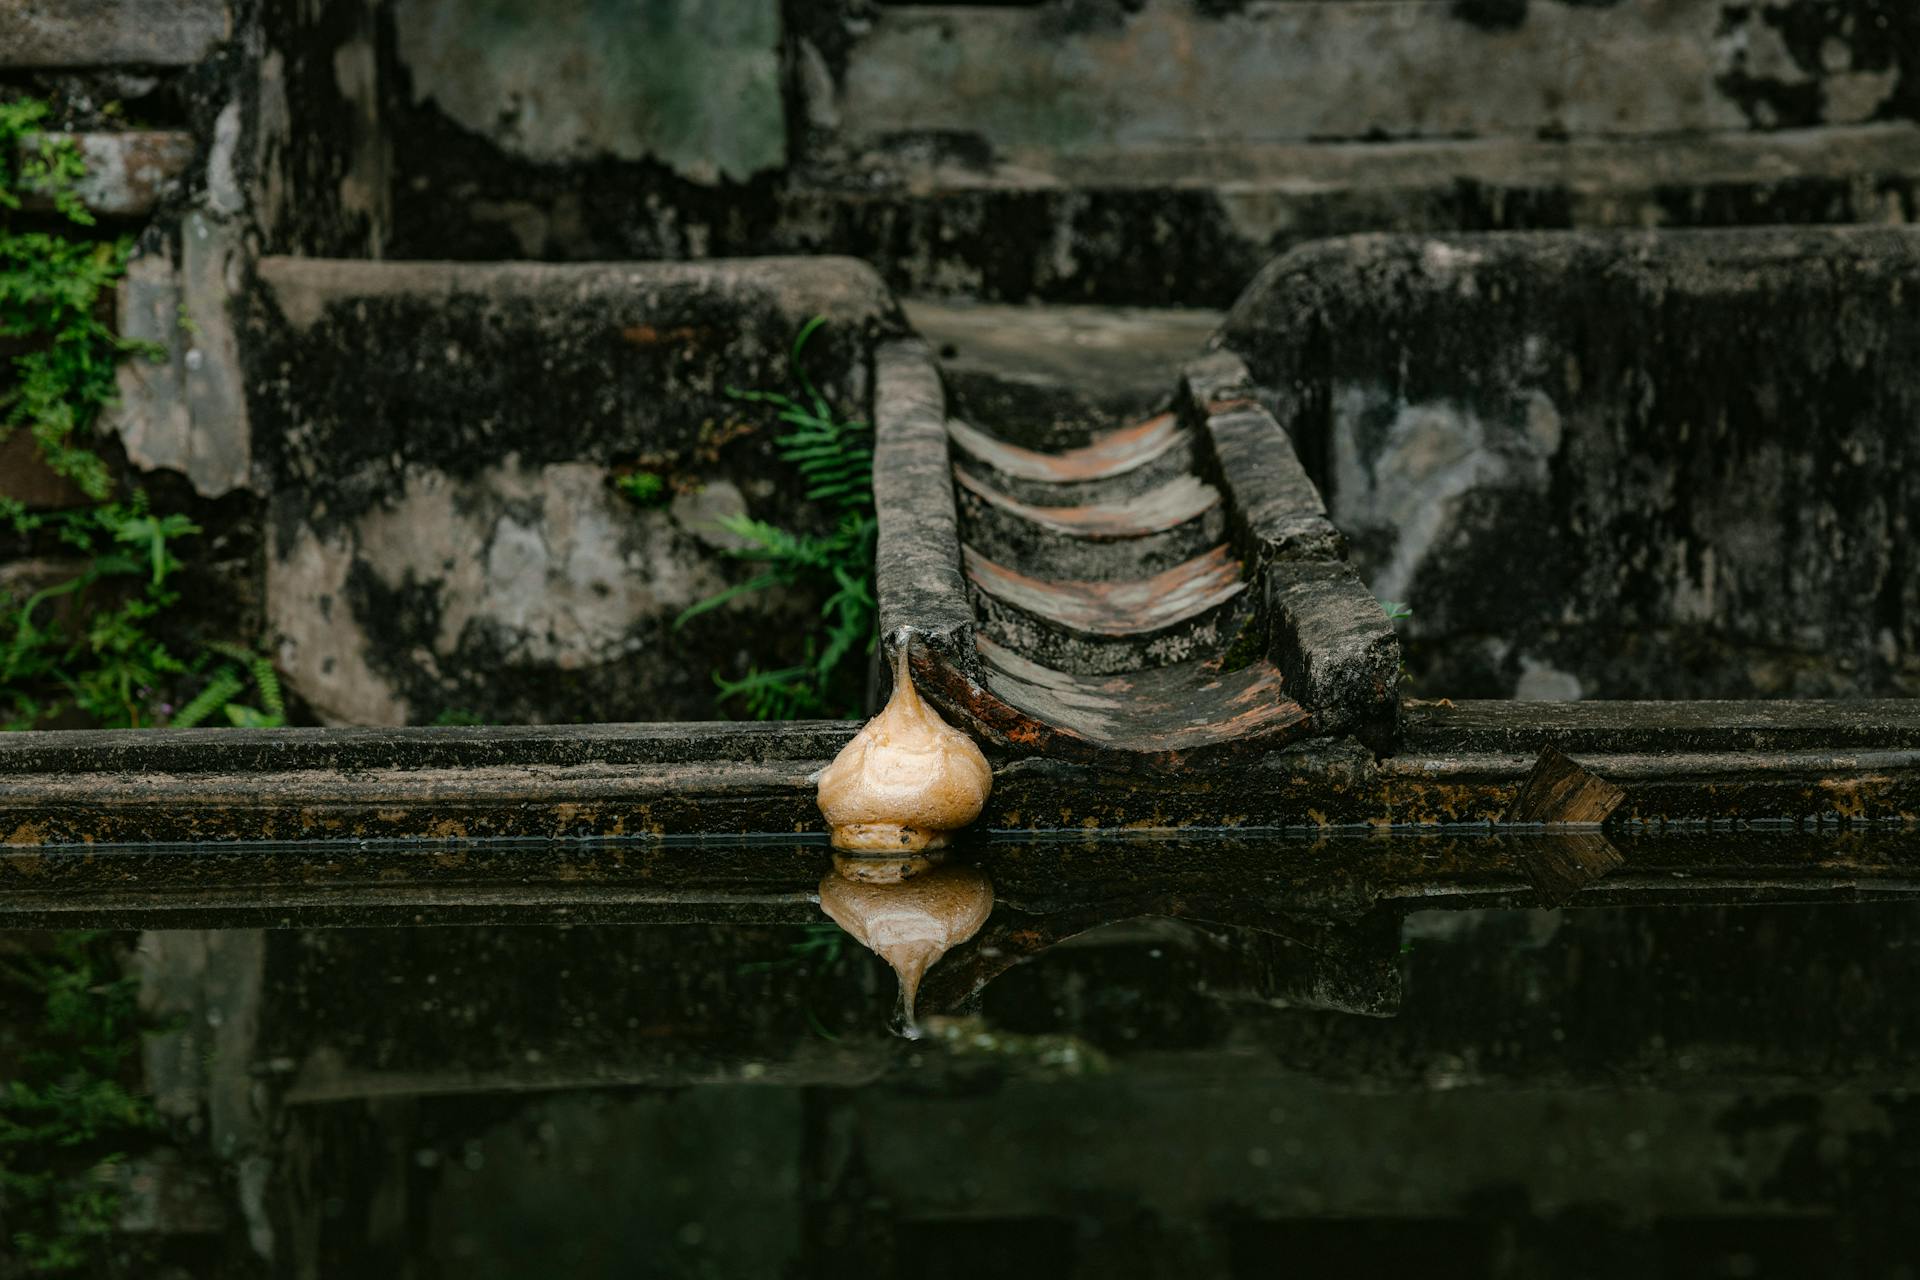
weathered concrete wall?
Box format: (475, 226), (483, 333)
(1219, 226), (1920, 700)
(0, 0), (230, 68)
(254, 0), (393, 257)
(246, 256), (903, 725)
(833, 0), (1901, 153)
(392, 0), (784, 183)
(363, 0), (1920, 304)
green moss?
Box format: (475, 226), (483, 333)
(1218, 618), (1266, 672)
(615, 469), (669, 507)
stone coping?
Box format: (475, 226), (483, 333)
(1, 700), (1915, 851)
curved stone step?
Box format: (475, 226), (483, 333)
(964, 545), (1251, 675)
(971, 639), (1310, 758)
(873, 337), (1401, 766)
(953, 467), (1226, 579)
(947, 412), (1197, 506)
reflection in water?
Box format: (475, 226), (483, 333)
(817, 862), (994, 1037)
(831, 850), (943, 884)
(42, 891), (1920, 1276)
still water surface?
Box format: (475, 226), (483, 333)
(7, 829), (1918, 1276)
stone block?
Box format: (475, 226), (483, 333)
(1265, 558), (1401, 752)
(0, 0), (227, 66)
(14, 131), (194, 218)
(0, 433), (91, 509)
(112, 212), (253, 499)
(245, 256), (903, 725)
(1220, 225), (1920, 700)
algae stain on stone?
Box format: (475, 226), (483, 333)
(393, 0), (785, 182)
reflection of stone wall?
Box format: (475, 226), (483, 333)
(210, 902), (1920, 1275)
(1221, 227), (1920, 701)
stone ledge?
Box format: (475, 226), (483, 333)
(0, 717), (856, 776)
(872, 337), (977, 678)
(0, 0), (228, 67)
(14, 131), (194, 218)
(768, 123), (1920, 306)
(1180, 350), (1398, 750)
(2, 701), (1913, 854)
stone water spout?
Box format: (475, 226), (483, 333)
(815, 640), (992, 858)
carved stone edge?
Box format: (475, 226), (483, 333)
(1180, 348), (1401, 753)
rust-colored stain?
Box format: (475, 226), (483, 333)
(1205, 396), (1257, 415)
(1820, 774), (1896, 820)
(954, 467), (1219, 539)
(960, 637), (1309, 758)
(5, 821), (47, 847)
(619, 323), (709, 347)
(964, 544), (1244, 636)
(949, 412), (1183, 484)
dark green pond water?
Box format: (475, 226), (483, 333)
(6, 829), (1919, 1277)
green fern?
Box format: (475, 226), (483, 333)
(169, 644), (286, 729)
(206, 640), (284, 718)
(167, 669), (243, 729)
(678, 318), (877, 720)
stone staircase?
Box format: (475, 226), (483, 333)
(871, 315), (1398, 767)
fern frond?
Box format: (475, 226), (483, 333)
(694, 316), (878, 716)
(251, 657), (284, 718)
(169, 668), (243, 728)
(673, 571), (788, 630)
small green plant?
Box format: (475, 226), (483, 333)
(1, 495), (201, 730)
(1218, 618), (1265, 672)
(0, 932), (160, 1274)
(676, 316), (876, 719)
(736, 922), (848, 976)
(1378, 599), (1415, 686)
(1, 93), (281, 733)
(1, 98), (133, 499)
(430, 708), (490, 727)
(615, 470), (668, 507)
(168, 641), (286, 729)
